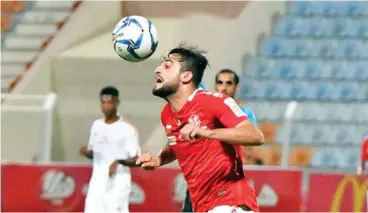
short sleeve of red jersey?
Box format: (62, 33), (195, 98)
(200, 92), (248, 128)
(362, 137), (368, 161)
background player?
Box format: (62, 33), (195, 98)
(80, 86), (141, 213)
(136, 44), (265, 213)
(182, 69), (258, 212)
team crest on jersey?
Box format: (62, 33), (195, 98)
(188, 115), (201, 126)
(165, 125), (172, 135)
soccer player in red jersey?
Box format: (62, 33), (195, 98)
(360, 136), (368, 174)
(136, 44), (265, 213)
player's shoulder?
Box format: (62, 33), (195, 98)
(161, 104), (172, 121)
(119, 117), (138, 135)
(196, 90), (230, 102)
(91, 118), (104, 127)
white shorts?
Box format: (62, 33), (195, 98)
(84, 175), (131, 213)
(208, 205), (256, 213)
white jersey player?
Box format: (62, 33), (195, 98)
(80, 86), (141, 213)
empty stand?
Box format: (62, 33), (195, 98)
(241, 1), (368, 169)
(1, 1), (80, 93)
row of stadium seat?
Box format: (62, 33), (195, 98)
(261, 37), (368, 59)
(277, 123), (367, 145)
(252, 145), (359, 168)
(246, 57), (368, 80)
(311, 147), (359, 168)
(239, 80), (368, 101)
(243, 102), (368, 123)
(274, 16), (368, 38)
(288, 1), (368, 17)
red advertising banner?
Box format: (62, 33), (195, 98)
(1, 163), (302, 212)
(306, 173), (368, 212)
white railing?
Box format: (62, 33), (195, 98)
(1, 93), (58, 162)
(281, 101), (299, 168)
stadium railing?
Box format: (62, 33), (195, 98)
(280, 100), (299, 168)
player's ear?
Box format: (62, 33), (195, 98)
(181, 71), (193, 83)
(236, 84), (240, 92)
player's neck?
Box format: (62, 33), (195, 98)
(167, 87), (197, 113)
(104, 114), (120, 124)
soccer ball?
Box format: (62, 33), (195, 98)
(112, 15), (158, 62)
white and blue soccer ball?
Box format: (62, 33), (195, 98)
(112, 15), (158, 62)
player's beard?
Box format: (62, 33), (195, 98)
(152, 84), (177, 98)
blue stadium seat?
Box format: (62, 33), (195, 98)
(290, 124), (311, 144)
(288, 1), (323, 16)
(311, 147), (337, 167)
(357, 19), (368, 37)
(264, 81), (290, 100)
(289, 1), (368, 17)
(354, 61), (368, 80)
(261, 37), (293, 57)
(335, 148), (357, 168)
(337, 148), (360, 168)
(245, 58), (274, 78)
(338, 82), (358, 101)
(274, 16), (303, 37)
(275, 16), (368, 38)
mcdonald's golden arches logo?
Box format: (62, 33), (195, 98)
(330, 175), (368, 212)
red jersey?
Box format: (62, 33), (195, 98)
(161, 89), (259, 212)
(361, 136), (368, 174)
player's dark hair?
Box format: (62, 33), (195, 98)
(215, 69), (240, 85)
(168, 43), (209, 87)
(100, 86), (119, 97)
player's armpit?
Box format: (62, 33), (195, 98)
(157, 143), (177, 166)
(206, 120), (264, 146)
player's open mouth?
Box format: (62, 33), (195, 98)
(155, 76), (163, 83)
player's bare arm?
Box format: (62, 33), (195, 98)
(206, 120), (264, 146)
(157, 143), (177, 165)
(180, 120), (264, 146)
(136, 144), (176, 170)
(117, 157), (140, 167)
(108, 157), (140, 177)
(79, 145), (93, 159)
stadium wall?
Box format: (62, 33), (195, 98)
(46, 1), (285, 162)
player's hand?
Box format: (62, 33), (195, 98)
(109, 160), (119, 177)
(136, 152), (160, 170)
(180, 123), (209, 141)
(79, 146), (88, 155)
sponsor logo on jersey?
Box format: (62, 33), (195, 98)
(188, 115), (201, 126)
(165, 125), (172, 135)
